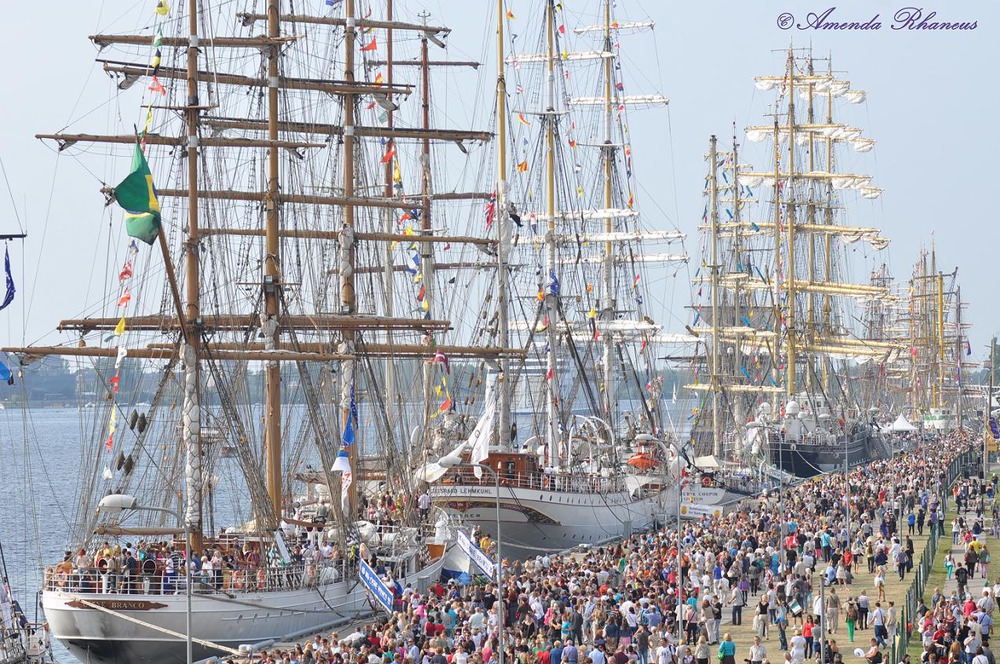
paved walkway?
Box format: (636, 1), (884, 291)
(709, 487), (991, 661)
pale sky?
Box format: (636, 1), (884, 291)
(1, 0), (996, 366)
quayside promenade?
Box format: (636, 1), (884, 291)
(218, 432), (981, 664)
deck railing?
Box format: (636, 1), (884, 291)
(42, 557), (359, 596)
(440, 469), (636, 494)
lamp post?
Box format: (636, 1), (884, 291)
(98, 493), (192, 664)
(438, 456), (504, 664)
(647, 438), (684, 646)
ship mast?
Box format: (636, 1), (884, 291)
(419, 11), (436, 430)
(496, 0), (512, 451)
(822, 60), (835, 395)
(341, 0), (359, 515)
(382, 0), (398, 444)
(14, 2), (520, 543)
(707, 135), (722, 457)
(783, 50), (797, 397)
(183, 0), (205, 547)
(262, 0), (284, 526)
(600, 0), (617, 430)
(544, 0), (559, 465)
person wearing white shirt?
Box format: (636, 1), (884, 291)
(747, 636), (767, 664)
(656, 638), (675, 664)
(789, 628), (806, 664)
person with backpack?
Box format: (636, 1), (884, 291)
(846, 598), (858, 643)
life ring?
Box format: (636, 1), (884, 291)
(256, 568), (266, 590)
(701, 476), (712, 488)
(96, 557), (109, 573)
(141, 559), (157, 576)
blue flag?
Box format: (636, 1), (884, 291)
(548, 270), (560, 296)
(342, 386), (358, 446)
(990, 417), (999, 440)
(0, 247), (14, 312)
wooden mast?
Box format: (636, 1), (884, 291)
(770, 115), (781, 409)
(342, 0), (359, 514)
(495, 0), (512, 451)
(419, 11), (435, 429)
(804, 58), (816, 394)
(784, 50), (797, 397)
(823, 61), (835, 395)
(600, 0), (617, 433)
(544, 0), (559, 466)
(183, 0), (205, 550)
(708, 135), (721, 457)
(262, 0), (284, 526)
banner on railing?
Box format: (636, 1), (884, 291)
(359, 559), (394, 613)
(457, 529), (496, 578)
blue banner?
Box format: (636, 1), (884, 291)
(457, 530), (496, 578)
(358, 559), (393, 613)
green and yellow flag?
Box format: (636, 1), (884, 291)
(113, 144), (161, 245)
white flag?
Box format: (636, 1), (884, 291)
(115, 345), (129, 369)
(341, 471), (352, 512)
(469, 400), (497, 479)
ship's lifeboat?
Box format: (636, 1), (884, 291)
(626, 453), (659, 471)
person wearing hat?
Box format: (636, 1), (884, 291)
(789, 628), (806, 664)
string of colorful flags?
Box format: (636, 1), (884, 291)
(101, 0), (171, 457)
(353, 17), (459, 418)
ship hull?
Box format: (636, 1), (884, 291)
(44, 556), (444, 664)
(432, 484), (670, 559)
(769, 431), (882, 478)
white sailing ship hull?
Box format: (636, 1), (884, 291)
(43, 556), (444, 664)
(432, 484), (670, 559)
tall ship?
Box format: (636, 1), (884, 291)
(687, 49), (899, 478)
(0, 574), (49, 664)
(898, 246), (972, 432)
(426, 0), (688, 557)
(0, 0), (530, 661)
(0, 544), (50, 664)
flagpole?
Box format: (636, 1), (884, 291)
(987, 337), (995, 481)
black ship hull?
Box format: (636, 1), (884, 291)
(770, 429), (887, 478)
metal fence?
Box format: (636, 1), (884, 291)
(890, 449), (973, 663)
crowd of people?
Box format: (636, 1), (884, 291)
(217, 433), (979, 664)
(910, 473), (1000, 664)
(46, 491), (411, 595)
